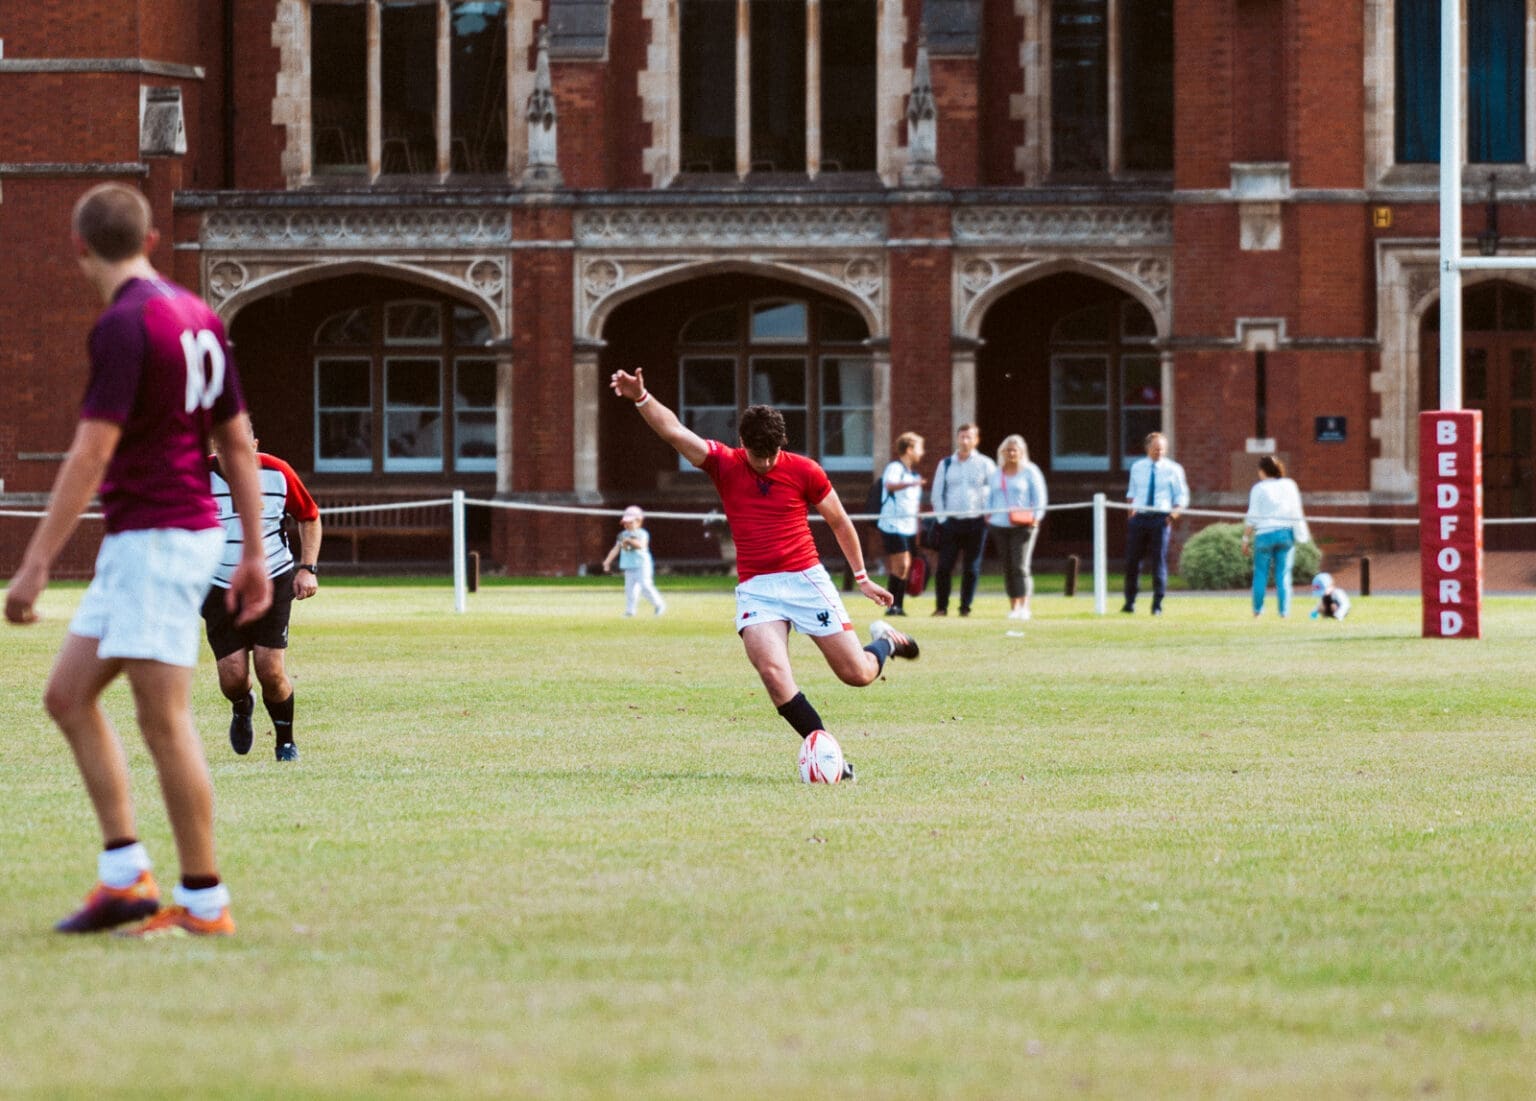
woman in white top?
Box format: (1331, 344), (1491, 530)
(986, 434), (1049, 620)
(1241, 455), (1308, 618)
(876, 432), (926, 616)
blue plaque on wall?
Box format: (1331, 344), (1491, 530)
(1315, 416), (1346, 443)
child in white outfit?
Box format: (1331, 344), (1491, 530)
(1309, 572), (1350, 620)
(602, 505), (665, 616)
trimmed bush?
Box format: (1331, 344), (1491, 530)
(1179, 522), (1322, 590)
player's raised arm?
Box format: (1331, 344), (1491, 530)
(609, 367), (710, 468)
(814, 487), (893, 608)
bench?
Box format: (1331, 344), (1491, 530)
(317, 498), (450, 564)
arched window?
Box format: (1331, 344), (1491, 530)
(314, 298), (496, 473)
(1396, 0), (1524, 164)
(1049, 300), (1160, 470)
(676, 299), (873, 470)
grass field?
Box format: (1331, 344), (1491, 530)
(3, 578), (1535, 1099)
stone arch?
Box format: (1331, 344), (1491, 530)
(582, 256), (884, 345)
(960, 255), (1170, 342)
(211, 257), (505, 338)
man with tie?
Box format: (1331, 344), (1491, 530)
(1122, 431), (1190, 616)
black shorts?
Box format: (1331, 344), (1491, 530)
(880, 530), (916, 555)
(202, 569), (296, 660)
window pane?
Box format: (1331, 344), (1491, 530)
(319, 411), (373, 460)
(750, 0), (807, 173)
(750, 301), (808, 342)
(452, 304), (493, 346)
(1122, 410), (1163, 467)
(680, 0), (736, 172)
(386, 411), (444, 459)
(1052, 303), (1114, 343)
(387, 358), (442, 407)
(820, 0), (876, 172)
(1052, 0), (1107, 173)
(386, 302), (443, 344)
(684, 407), (737, 445)
(820, 303), (868, 343)
(317, 358), (372, 406)
(821, 409), (873, 464)
(455, 359), (497, 408)
(316, 307), (372, 347)
(1055, 410), (1108, 460)
(1464, 348), (1489, 402)
(681, 358), (736, 405)
(1468, 0), (1524, 164)
(1052, 356), (1108, 404)
(821, 357), (873, 406)
(1121, 0), (1173, 171)
(1396, 0), (1440, 162)
(681, 305), (738, 344)
(455, 410), (497, 464)
(450, 2), (508, 174)
(381, 1), (438, 174)
(1513, 349), (1533, 399)
(1122, 356), (1162, 406)
(749, 357), (807, 407)
(312, 5), (367, 171)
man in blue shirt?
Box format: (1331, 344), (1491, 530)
(1122, 431), (1189, 616)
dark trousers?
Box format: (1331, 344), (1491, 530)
(1123, 513), (1171, 610)
(934, 517), (989, 613)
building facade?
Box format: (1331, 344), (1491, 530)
(2, 0), (1532, 575)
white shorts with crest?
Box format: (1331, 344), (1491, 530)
(70, 528), (224, 667)
(734, 564), (853, 637)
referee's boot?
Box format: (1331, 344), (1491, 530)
(228, 691), (255, 756)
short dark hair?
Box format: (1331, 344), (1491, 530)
(739, 404), (788, 457)
(1258, 455), (1286, 479)
(72, 183), (152, 262)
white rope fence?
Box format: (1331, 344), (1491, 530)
(7, 492), (1536, 615)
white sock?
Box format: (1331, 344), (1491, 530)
(173, 882), (231, 920)
(98, 843), (152, 889)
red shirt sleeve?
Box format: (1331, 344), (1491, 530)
(263, 454), (320, 521)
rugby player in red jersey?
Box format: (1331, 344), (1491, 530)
(610, 367), (919, 780)
(4, 183), (271, 937)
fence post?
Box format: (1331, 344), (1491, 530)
(452, 490), (467, 614)
(1360, 555), (1371, 597)
(468, 550), (480, 593)
(1065, 554), (1079, 597)
(1093, 493), (1108, 615)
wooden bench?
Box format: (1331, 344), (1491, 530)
(317, 498), (450, 564)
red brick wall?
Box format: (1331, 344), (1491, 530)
(551, 63), (608, 189)
(887, 205), (955, 451)
(978, 0), (1024, 185)
(931, 58), (978, 188)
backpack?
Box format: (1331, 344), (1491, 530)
(862, 474), (887, 518)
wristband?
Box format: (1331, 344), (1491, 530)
(633, 391), (652, 408)
(853, 569), (868, 583)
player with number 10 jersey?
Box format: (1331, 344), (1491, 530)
(83, 277), (245, 533)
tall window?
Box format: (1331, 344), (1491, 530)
(1049, 0), (1172, 176)
(1049, 301), (1160, 471)
(1396, 0), (1524, 164)
(313, 299), (497, 474)
(310, 0), (508, 178)
(676, 299), (873, 470)
(678, 0), (876, 177)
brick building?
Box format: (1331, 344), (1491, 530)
(2, 1), (1531, 576)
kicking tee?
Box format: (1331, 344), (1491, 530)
(208, 453), (320, 587)
(81, 277), (246, 533)
(699, 440), (831, 582)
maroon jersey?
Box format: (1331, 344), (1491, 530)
(81, 277), (245, 533)
(700, 440), (832, 582)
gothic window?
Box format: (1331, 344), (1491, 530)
(676, 300), (873, 470)
(314, 300), (497, 474)
(678, 0), (877, 178)
(1049, 301), (1161, 471)
(309, 0), (508, 179)
(1048, 0), (1172, 177)
(1396, 0), (1524, 164)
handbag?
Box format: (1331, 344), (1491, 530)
(1002, 472), (1034, 526)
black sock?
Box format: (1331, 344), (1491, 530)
(776, 692), (826, 739)
(888, 575), (906, 609)
(865, 640), (892, 674)
(230, 691), (254, 715)
(266, 693), (295, 746)
(105, 837), (138, 851)
(181, 874), (220, 891)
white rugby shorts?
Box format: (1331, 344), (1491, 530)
(734, 563), (853, 637)
(70, 527), (224, 667)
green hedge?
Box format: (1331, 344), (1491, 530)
(1179, 522), (1323, 590)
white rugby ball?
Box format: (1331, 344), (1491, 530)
(797, 729), (844, 784)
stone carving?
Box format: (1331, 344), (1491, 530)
(960, 258), (996, 294)
(844, 257), (881, 296)
(955, 253), (1172, 338)
(582, 259), (622, 299)
(207, 260), (248, 298)
(574, 207), (885, 247)
(468, 259), (505, 297)
(953, 206), (1172, 245)
(203, 209), (513, 249)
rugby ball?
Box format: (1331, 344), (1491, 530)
(797, 729), (844, 784)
